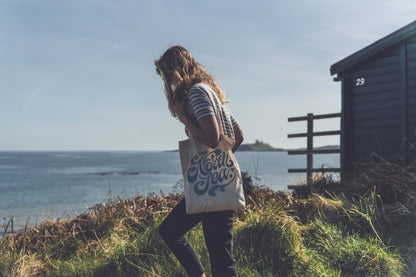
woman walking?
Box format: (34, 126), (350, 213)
(155, 45), (244, 277)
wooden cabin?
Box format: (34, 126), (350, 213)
(331, 20), (416, 171)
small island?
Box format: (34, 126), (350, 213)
(167, 140), (339, 152)
(237, 140), (286, 152)
(237, 140), (340, 152)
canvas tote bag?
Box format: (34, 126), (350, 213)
(179, 84), (246, 214)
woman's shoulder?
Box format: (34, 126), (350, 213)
(190, 82), (218, 96)
(188, 83), (222, 107)
(190, 82), (210, 92)
(189, 83), (212, 98)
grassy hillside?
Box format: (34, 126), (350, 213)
(1, 156), (415, 276)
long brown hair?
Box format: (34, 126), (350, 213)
(155, 45), (226, 117)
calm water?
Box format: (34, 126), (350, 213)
(0, 151), (339, 230)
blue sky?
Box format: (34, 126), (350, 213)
(1, 0), (415, 151)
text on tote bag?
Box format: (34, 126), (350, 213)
(186, 149), (237, 196)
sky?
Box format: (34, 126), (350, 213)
(1, 0), (416, 151)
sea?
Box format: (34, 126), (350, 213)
(0, 151), (339, 232)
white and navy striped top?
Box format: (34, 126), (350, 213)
(186, 83), (238, 141)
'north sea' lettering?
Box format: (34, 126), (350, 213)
(186, 149), (236, 196)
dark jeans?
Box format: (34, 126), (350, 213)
(159, 198), (236, 277)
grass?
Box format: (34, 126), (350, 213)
(0, 162), (414, 276)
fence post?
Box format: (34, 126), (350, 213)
(287, 112), (341, 189)
(307, 113), (314, 185)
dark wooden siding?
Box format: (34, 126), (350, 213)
(348, 46), (402, 161)
(334, 23), (416, 170)
(407, 39), (416, 161)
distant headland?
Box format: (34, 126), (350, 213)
(237, 140), (286, 152)
(237, 140), (340, 152)
(166, 140), (339, 152)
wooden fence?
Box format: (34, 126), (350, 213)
(287, 113), (341, 188)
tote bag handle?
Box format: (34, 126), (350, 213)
(198, 83), (225, 137)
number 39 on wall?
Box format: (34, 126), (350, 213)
(355, 77), (365, 86)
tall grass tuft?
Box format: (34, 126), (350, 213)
(304, 219), (403, 277)
(234, 204), (310, 276)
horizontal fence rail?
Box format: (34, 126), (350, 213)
(288, 168), (341, 173)
(288, 149), (341, 155)
(287, 112), (341, 187)
(288, 130), (341, 138)
(288, 113), (342, 122)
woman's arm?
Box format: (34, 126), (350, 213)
(181, 115), (220, 148)
(173, 100), (243, 151)
(173, 101), (220, 148)
(232, 124), (244, 153)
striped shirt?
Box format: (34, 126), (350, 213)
(186, 83), (238, 141)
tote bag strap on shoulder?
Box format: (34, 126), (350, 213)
(197, 83), (225, 137)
